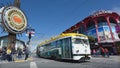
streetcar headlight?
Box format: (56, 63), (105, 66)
(76, 50), (79, 53)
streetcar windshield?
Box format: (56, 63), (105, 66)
(72, 38), (89, 45)
(72, 38), (82, 44)
(82, 39), (89, 45)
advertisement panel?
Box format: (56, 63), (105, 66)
(87, 25), (119, 41)
(115, 25), (120, 33)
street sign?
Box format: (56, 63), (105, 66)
(1, 6), (27, 34)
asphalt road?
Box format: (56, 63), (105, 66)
(0, 56), (120, 68)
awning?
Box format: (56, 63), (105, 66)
(114, 39), (120, 42)
(99, 39), (120, 43)
(99, 40), (114, 43)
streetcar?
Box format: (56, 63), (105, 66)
(36, 33), (91, 61)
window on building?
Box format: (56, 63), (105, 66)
(78, 25), (85, 34)
(97, 16), (106, 27)
(109, 17), (117, 26)
(87, 21), (95, 30)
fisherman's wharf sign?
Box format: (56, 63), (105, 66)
(1, 6), (27, 34)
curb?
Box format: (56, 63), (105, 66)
(0, 58), (33, 63)
(14, 58), (33, 62)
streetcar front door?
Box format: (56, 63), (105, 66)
(62, 37), (72, 59)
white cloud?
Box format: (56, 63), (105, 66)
(28, 36), (52, 51)
(111, 7), (120, 15)
(0, 7), (4, 12)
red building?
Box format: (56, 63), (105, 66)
(63, 10), (120, 55)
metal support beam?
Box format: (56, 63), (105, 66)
(14, 0), (20, 8)
(6, 0), (21, 50)
(8, 33), (16, 49)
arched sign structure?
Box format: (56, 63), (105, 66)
(1, 6), (27, 34)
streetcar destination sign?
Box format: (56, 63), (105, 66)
(1, 6), (27, 34)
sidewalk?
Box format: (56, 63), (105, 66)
(91, 55), (120, 58)
(0, 57), (33, 64)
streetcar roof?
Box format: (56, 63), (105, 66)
(37, 33), (87, 47)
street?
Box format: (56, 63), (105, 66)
(0, 55), (120, 68)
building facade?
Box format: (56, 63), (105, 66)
(63, 10), (120, 55)
(0, 35), (25, 51)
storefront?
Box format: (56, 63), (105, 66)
(0, 35), (25, 51)
(63, 10), (120, 55)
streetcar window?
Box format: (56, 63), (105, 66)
(40, 47), (44, 51)
(51, 41), (56, 48)
(72, 38), (82, 44)
(57, 39), (63, 47)
(56, 41), (60, 47)
(72, 38), (89, 45)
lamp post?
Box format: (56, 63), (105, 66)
(26, 26), (35, 45)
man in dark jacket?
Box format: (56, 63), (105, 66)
(24, 47), (29, 61)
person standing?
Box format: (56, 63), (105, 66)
(1, 47), (7, 60)
(6, 48), (12, 62)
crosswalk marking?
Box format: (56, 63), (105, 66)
(30, 62), (38, 68)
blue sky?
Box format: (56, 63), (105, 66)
(0, 0), (120, 51)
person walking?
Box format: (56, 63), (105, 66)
(105, 48), (109, 58)
(17, 48), (22, 58)
(101, 47), (105, 57)
(24, 47), (29, 61)
(11, 47), (16, 61)
(93, 49), (96, 56)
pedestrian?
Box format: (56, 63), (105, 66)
(17, 48), (22, 58)
(11, 42), (16, 61)
(6, 48), (12, 62)
(1, 46), (7, 60)
(0, 48), (2, 61)
(105, 48), (109, 58)
(96, 49), (100, 55)
(24, 47), (29, 61)
(11, 47), (16, 61)
(93, 49), (96, 56)
(101, 47), (105, 57)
